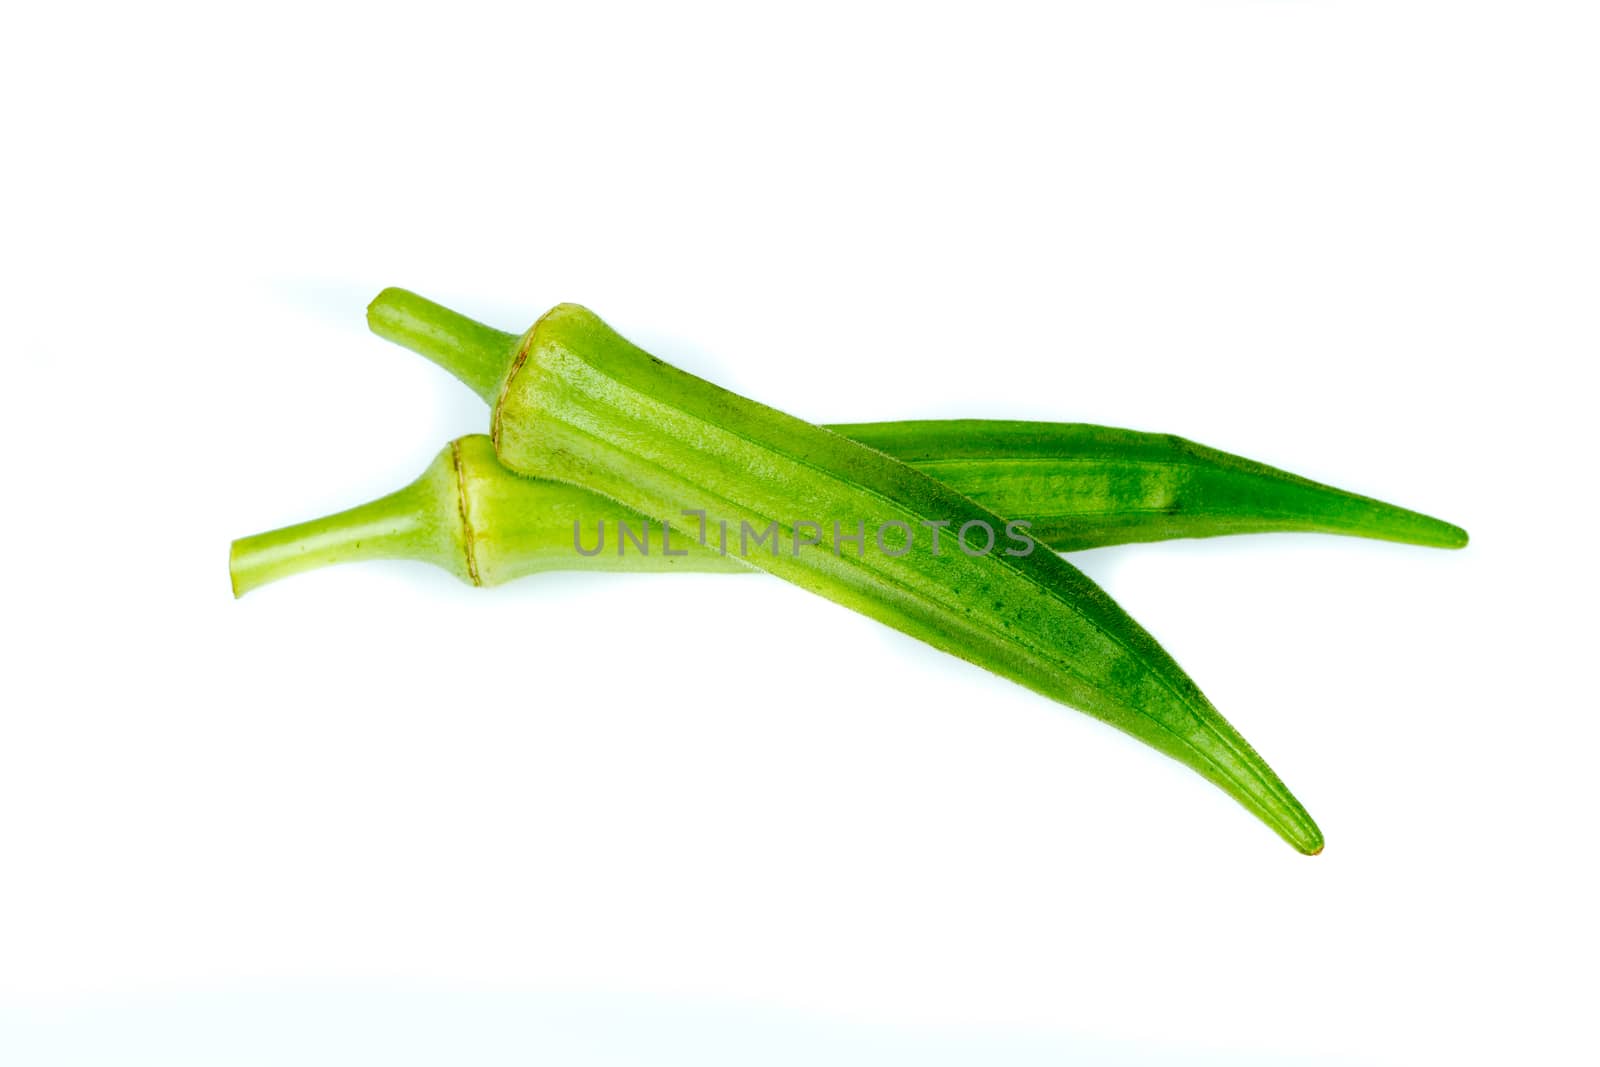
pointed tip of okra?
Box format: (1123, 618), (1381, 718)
(1282, 484), (1470, 552)
(1264, 796), (1324, 855)
(1310, 498), (1471, 552)
(1387, 509), (1468, 550)
(1319, 490), (1470, 551)
(1211, 741), (1322, 855)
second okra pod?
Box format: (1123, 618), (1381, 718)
(371, 290), (1326, 853)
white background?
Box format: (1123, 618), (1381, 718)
(3, 2), (1596, 1064)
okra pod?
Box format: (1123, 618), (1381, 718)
(842, 419), (1466, 552)
(231, 416), (1466, 595)
(367, 291), (1324, 852)
(233, 293), (1465, 594)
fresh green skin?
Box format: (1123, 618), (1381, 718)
(230, 417), (1468, 595)
(359, 290), (1325, 853)
(845, 420), (1466, 552)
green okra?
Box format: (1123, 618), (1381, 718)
(840, 419), (1467, 552)
(230, 416), (1467, 595)
(232, 296), (1464, 595)
(357, 289), (1326, 853)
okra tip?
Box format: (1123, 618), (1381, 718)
(1260, 790), (1324, 856)
(1413, 518), (1469, 550)
(1384, 507), (1468, 550)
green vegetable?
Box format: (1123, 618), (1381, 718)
(230, 416), (1466, 595)
(359, 289), (1325, 853)
(234, 295), (1463, 595)
(839, 420), (1466, 552)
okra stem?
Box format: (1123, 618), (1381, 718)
(229, 444), (471, 596)
(367, 288), (517, 403)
